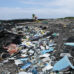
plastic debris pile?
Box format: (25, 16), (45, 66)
(0, 24), (74, 74)
(13, 26), (58, 74)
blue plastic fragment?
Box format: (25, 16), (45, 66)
(49, 43), (54, 47)
(32, 68), (38, 74)
(21, 62), (31, 69)
(53, 56), (74, 71)
(19, 58), (28, 61)
(52, 33), (57, 37)
(41, 47), (54, 54)
(64, 43), (74, 46)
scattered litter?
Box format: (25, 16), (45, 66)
(53, 56), (74, 71)
(21, 62), (31, 70)
(15, 60), (23, 66)
(64, 43), (74, 46)
(18, 72), (32, 74)
(0, 23), (74, 74)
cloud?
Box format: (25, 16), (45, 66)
(21, 0), (74, 7)
(0, 7), (33, 19)
(20, 0), (74, 15)
(0, 0), (74, 19)
(20, 0), (46, 5)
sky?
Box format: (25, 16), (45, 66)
(0, 0), (74, 20)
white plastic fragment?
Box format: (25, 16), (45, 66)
(42, 57), (50, 62)
(40, 46), (45, 50)
(21, 54), (28, 57)
(42, 64), (53, 71)
(18, 72), (32, 74)
(14, 60), (23, 65)
(39, 53), (50, 58)
(60, 53), (72, 57)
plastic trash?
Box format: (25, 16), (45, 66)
(41, 47), (54, 54)
(21, 54), (28, 57)
(39, 53), (50, 58)
(52, 33), (59, 37)
(53, 56), (74, 71)
(19, 58), (28, 61)
(18, 72), (32, 74)
(42, 63), (53, 71)
(15, 60), (23, 65)
(64, 43), (74, 46)
(0, 25), (61, 73)
(32, 68), (38, 74)
(21, 62), (31, 70)
(60, 53), (72, 57)
(42, 57), (51, 62)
